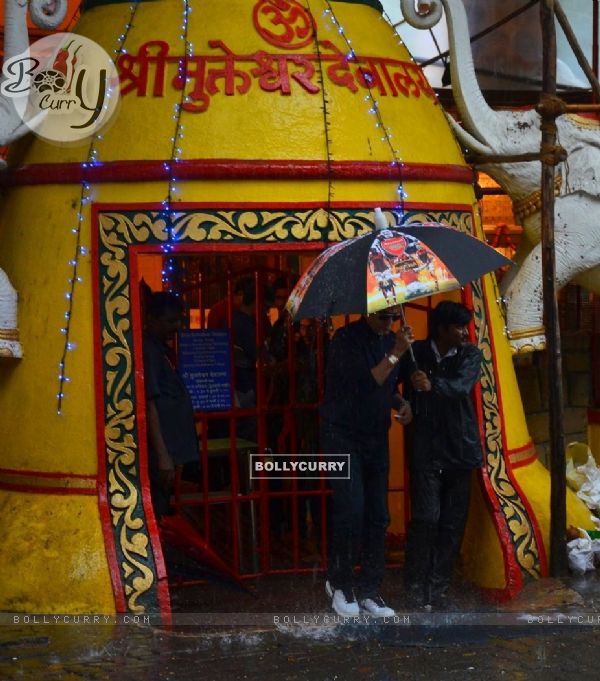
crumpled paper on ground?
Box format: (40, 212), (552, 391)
(567, 530), (600, 574)
(565, 445), (600, 572)
(566, 446), (600, 511)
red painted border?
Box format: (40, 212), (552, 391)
(0, 483), (95, 496)
(506, 440), (539, 470)
(0, 467), (96, 480)
(132, 243), (328, 257)
(506, 440), (536, 455)
(93, 199), (475, 212)
(92, 199), (476, 616)
(91, 206), (127, 614)
(510, 452), (539, 470)
(463, 285), (523, 601)
(2, 159), (475, 187)
(479, 279), (549, 579)
(128, 247), (172, 624)
(588, 408), (600, 425)
(0, 468), (97, 495)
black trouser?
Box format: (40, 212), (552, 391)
(322, 426), (390, 598)
(404, 468), (472, 595)
(148, 454), (200, 521)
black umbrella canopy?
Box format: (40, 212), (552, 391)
(286, 223), (512, 320)
(287, 236), (372, 318)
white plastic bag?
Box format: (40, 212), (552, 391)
(568, 532), (596, 574)
(566, 457), (588, 492)
(576, 457), (600, 511)
(564, 445), (600, 511)
(567, 529), (600, 574)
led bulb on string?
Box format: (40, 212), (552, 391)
(322, 0), (408, 220)
(160, 0), (191, 293)
(56, 0), (140, 415)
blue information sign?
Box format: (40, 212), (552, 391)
(178, 329), (232, 411)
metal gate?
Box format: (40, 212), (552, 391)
(141, 250), (413, 579)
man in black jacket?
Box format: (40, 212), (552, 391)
(320, 307), (413, 617)
(401, 301), (483, 608)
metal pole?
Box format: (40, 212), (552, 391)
(540, 0), (569, 576)
(555, 1), (600, 101)
(594, 0), (599, 101)
(399, 303), (417, 365)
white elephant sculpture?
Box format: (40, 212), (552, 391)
(0, 0), (68, 148)
(0, 0), (65, 356)
(400, 0), (600, 353)
(0, 268), (22, 358)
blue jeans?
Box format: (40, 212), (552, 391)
(321, 425), (390, 597)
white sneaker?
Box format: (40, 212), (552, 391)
(359, 595), (395, 618)
(325, 580), (359, 617)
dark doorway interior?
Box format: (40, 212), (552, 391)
(137, 249), (410, 586)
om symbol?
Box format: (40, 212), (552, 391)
(253, 0), (315, 49)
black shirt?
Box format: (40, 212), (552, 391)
(232, 309), (257, 394)
(143, 333), (199, 466)
(320, 318), (401, 435)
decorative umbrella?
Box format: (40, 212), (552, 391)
(286, 209), (511, 320)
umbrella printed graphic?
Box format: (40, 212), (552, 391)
(366, 229), (458, 310)
(286, 209), (512, 320)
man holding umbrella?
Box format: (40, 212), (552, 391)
(285, 208), (510, 616)
(320, 307), (413, 617)
(401, 300), (483, 608)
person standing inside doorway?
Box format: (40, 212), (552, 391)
(143, 292), (199, 520)
(320, 307), (413, 617)
(232, 278), (274, 441)
(401, 300), (483, 608)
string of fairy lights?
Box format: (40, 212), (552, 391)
(54, 0), (438, 412)
(160, 0), (193, 291)
(323, 0), (414, 223)
(306, 0), (336, 242)
(56, 1), (141, 414)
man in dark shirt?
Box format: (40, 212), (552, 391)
(143, 292), (199, 520)
(231, 278), (274, 441)
(206, 280), (245, 329)
(401, 301), (483, 608)
(320, 308), (413, 617)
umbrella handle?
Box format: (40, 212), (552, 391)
(398, 304), (417, 366)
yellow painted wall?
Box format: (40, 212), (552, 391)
(1, 0), (590, 610)
(588, 421), (600, 465)
(0, 492), (115, 613)
(514, 459), (594, 561)
(461, 475), (507, 590)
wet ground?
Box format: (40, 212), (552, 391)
(2, 571), (600, 680)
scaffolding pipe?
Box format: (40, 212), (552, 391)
(540, 0), (569, 577)
(555, 1), (600, 101)
(594, 0), (599, 101)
